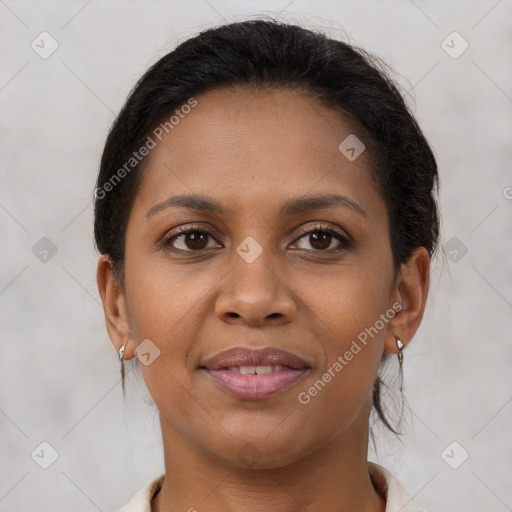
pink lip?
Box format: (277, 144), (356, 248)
(205, 368), (309, 400)
(200, 347), (310, 400)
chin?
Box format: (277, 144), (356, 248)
(202, 422), (317, 470)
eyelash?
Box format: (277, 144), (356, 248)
(161, 222), (352, 254)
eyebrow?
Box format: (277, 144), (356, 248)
(146, 192), (368, 219)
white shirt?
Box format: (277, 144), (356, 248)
(117, 462), (427, 512)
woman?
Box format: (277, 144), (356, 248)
(94, 18), (438, 512)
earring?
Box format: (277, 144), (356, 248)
(119, 342), (127, 362)
(396, 339), (404, 393)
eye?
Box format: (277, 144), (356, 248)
(162, 224), (221, 252)
(161, 222), (351, 254)
(290, 223), (351, 252)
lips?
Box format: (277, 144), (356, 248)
(200, 347), (310, 400)
(201, 346), (309, 370)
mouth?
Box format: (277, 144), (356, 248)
(199, 347), (310, 400)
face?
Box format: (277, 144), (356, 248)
(98, 87), (428, 469)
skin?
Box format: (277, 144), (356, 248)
(97, 87), (430, 512)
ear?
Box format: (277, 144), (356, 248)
(96, 255), (135, 360)
(384, 246), (430, 354)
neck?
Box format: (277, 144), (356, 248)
(151, 411), (386, 512)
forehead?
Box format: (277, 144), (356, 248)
(132, 87), (383, 220)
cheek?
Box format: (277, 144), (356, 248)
(298, 247), (393, 345)
(295, 257), (392, 413)
(294, 320), (386, 438)
(324, 275), (392, 355)
(124, 250), (216, 335)
(122, 256), (213, 379)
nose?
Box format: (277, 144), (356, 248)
(215, 248), (297, 327)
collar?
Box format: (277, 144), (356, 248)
(118, 462), (425, 512)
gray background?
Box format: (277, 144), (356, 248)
(1, 1), (511, 511)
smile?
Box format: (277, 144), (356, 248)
(200, 347), (310, 400)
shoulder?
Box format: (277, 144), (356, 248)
(368, 462), (430, 512)
(116, 474), (165, 512)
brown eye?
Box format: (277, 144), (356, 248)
(308, 232), (334, 250)
(162, 226), (221, 252)
(179, 232), (210, 250)
(291, 225), (351, 252)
